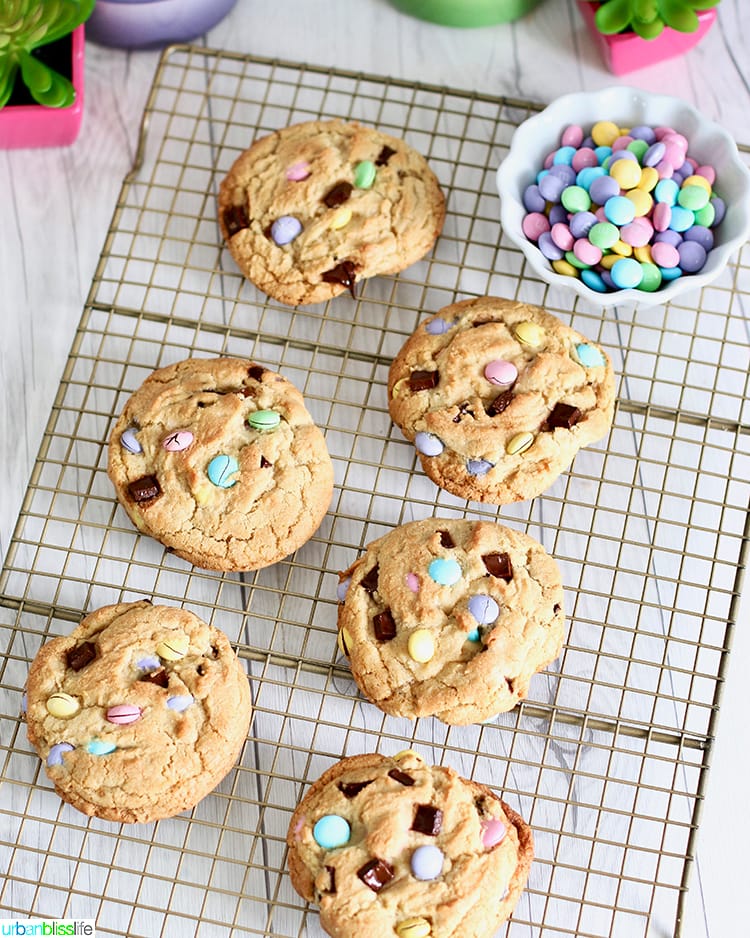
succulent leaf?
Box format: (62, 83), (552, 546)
(594, 0), (635, 34)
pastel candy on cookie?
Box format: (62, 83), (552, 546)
(120, 427), (142, 454)
(481, 818), (507, 848)
(396, 919), (431, 938)
(86, 740), (117, 756)
(156, 633), (189, 661)
(428, 558), (461, 586)
(270, 215), (302, 245)
(206, 454), (239, 488)
(408, 629), (435, 663)
(46, 693), (80, 719)
(106, 704), (142, 725)
(166, 695), (194, 712)
(313, 814), (351, 850)
(162, 429), (194, 451)
(247, 409), (281, 431)
(46, 742), (74, 767)
(410, 844), (444, 880)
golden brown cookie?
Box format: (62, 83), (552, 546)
(218, 119), (446, 306)
(336, 517), (564, 724)
(24, 601), (251, 823)
(287, 751), (533, 938)
(107, 357), (334, 571)
(388, 296), (616, 504)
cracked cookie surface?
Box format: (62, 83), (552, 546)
(25, 601), (251, 823)
(218, 119), (445, 306)
(107, 357), (334, 571)
(287, 751), (533, 938)
(388, 296), (616, 504)
(336, 517), (564, 724)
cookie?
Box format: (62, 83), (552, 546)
(107, 357), (334, 571)
(388, 296), (616, 504)
(218, 119), (446, 306)
(287, 751), (533, 938)
(336, 517), (564, 725)
(24, 601), (251, 823)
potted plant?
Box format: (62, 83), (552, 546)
(577, 0), (720, 75)
(0, 0), (94, 149)
(390, 0), (543, 28)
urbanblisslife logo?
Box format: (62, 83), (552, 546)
(0, 922), (95, 936)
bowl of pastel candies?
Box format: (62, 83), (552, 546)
(497, 86), (750, 307)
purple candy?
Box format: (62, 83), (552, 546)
(582, 135), (595, 148)
(539, 173), (566, 203)
(538, 231), (564, 260)
(522, 184), (546, 213)
(336, 576), (351, 602)
(678, 241), (707, 273)
(653, 230), (683, 247)
(630, 125), (657, 144)
(548, 204), (568, 226)
(549, 164), (576, 186)
(608, 149), (638, 164)
(710, 196), (726, 226)
(599, 269), (616, 290)
(684, 226), (714, 251)
(425, 317), (451, 335)
(167, 695), (194, 712)
(643, 142), (666, 167)
(271, 215), (302, 245)
(569, 211), (598, 239)
(589, 175), (620, 206)
(47, 742), (74, 767)
(467, 459), (493, 476)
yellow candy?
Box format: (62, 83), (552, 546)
(193, 487), (211, 506)
(396, 919), (431, 938)
(551, 259), (579, 278)
(330, 206), (352, 230)
(337, 627), (352, 657)
(634, 244), (653, 264)
(682, 174), (712, 194)
(611, 239), (633, 257)
(156, 633), (189, 661)
(637, 166), (659, 192)
(46, 692), (80, 719)
(625, 188), (653, 217)
(394, 749), (422, 762)
(591, 120), (619, 147)
(609, 159), (641, 190)
(506, 431), (534, 456)
(599, 253), (618, 270)
(513, 320), (545, 348)
(391, 377), (408, 399)
(408, 629), (435, 663)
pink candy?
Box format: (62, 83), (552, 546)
(406, 573), (420, 593)
(481, 819), (507, 849)
(561, 124), (584, 148)
(285, 160), (311, 181)
(620, 218), (653, 248)
(571, 147), (598, 172)
(106, 704), (142, 725)
(651, 242), (680, 268)
(522, 212), (550, 241)
(551, 222), (574, 251)
(653, 202), (672, 232)
(573, 238), (602, 266)
(484, 359), (518, 387)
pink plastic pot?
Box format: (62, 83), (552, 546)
(577, 2), (717, 75)
(0, 25), (86, 149)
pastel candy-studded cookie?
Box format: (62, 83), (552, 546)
(24, 601), (251, 823)
(286, 751), (533, 938)
(388, 296), (616, 504)
(107, 357), (334, 570)
(336, 517), (564, 724)
(218, 119), (446, 306)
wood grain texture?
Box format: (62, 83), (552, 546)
(1, 1), (749, 936)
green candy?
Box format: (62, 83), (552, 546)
(354, 160), (377, 189)
(589, 222), (619, 250)
(565, 250), (590, 270)
(561, 185), (591, 213)
(678, 185), (709, 212)
(694, 202), (716, 227)
(627, 139), (649, 161)
(637, 263), (663, 292)
(248, 409), (281, 431)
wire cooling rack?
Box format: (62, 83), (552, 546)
(1, 45), (750, 938)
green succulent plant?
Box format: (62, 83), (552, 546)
(583, 0), (720, 39)
(0, 0), (95, 109)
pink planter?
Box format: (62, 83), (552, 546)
(577, 2), (717, 75)
(0, 25), (86, 149)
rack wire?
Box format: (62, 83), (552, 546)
(1, 45), (749, 938)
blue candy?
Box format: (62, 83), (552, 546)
(576, 166), (606, 191)
(207, 454), (239, 488)
(581, 268), (608, 293)
(594, 145), (612, 164)
(604, 196), (636, 227)
(611, 257), (643, 289)
(654, 178), (679, 206)
(87, 740), (116, 756)
(668, 205), (695, 233)
(428, 557), (461, 586)
(553, 145), (577, 166)
(575, 343), (606, 368)
(313, 815), (350, 850)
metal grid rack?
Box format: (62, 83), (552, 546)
(1, 45), (749, 938)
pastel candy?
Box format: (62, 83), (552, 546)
(162, 429), (193, 452)
(248, 409), (281, 431)
(137, 656), (161, 672)
(406, 573), (420, 593)
(425, 317), (451, 335)
(46, 693), (80, 719)
(410, 844), (444, 880)
(513, 321), (545, 348)
(611, 257), (643, 289)
(678, 241), (707, 273)
(466, 458), (493, 476)
(166, 695), (194, 712)
(271, 215), (302, 245)
(575, 343), (606, 368)
(86, 740), (116, 756)
(337, 627), (352, 657)
(484, 360), (518, 387)
(415, 431), (444, 457)
(396, 919), (431, 938)
(46, 742), (74, 766)
(522, 211), (550, 240)
(313, 814), (350, 849)
(468, 594), (500, 625)
(354, 160), (376, 189)
(121, 427), (142, 454)
(285, 161), (310, 181)
(428, 557), (461, 586)
(156, 633), (189, 661)
(481, 818), (507, 848)
(207, 454), (239, 488)
(106, 704), (142, 725)
(408, 629), (435, 663)
(467, 628), (481, 642)
(505, 432), (534, 456)
(336, 577), (351, 602)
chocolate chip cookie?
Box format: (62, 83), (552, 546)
(388, 296), (616, 504)
(336, 517), (564, 724)
(287, 750), (533, 938)
(24, 601), (251, 824)
(107, 357), (334, 571)
(218, 119), (446, 306)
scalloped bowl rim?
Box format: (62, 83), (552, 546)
(496, 86), (750, 308)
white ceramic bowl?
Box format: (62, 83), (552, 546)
(496, 86), (750, 308)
